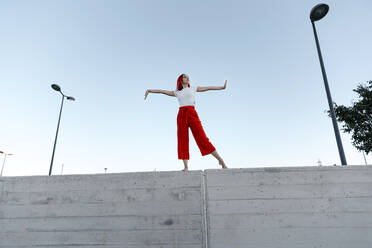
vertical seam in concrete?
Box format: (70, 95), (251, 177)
(201, 170), (209, 248)
(0, 179), (4, 204)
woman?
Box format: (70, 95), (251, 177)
(144, 73), (228, 171)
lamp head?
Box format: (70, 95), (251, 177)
(51, 84), (61, 92)
(310, 3), (329, 22)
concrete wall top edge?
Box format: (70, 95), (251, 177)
(0, 170), (203, 179)
(204, 165), (371, 173)
(0, 165), (370, 180)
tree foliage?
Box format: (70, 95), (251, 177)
(327, 80), (372, 155)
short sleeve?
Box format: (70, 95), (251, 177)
(173, 90), (178, 96)
(193, 86), (197, 92)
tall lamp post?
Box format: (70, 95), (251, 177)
(0, 151), (13, 176)
(310, 3), (347, 166)
(49, 84), (75, 175)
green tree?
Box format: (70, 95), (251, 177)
(326, 80), (372, 155)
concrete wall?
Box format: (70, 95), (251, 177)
(0, 171), (205, 247)
(1, 166), (371, 247)
(205, 166), (372, 248)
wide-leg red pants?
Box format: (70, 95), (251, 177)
(177, 105), (216, 159)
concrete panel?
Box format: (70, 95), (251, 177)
(205, 166), (372, 248)
(0, 170), (205, 247)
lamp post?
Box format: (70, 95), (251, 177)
(362, 151), (368, 166)
(49, 84), (75, 176)
(310, 3), (347, 166)
(0, 151), (13, 176)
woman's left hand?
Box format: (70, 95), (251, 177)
(222, 80), (227, 89)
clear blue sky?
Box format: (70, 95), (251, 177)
(1, 0), (371, 176)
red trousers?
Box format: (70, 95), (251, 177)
(177, 105), (216, 159)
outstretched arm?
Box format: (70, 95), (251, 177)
(144, 89), (175, 100)
(196, 80), (227, 92)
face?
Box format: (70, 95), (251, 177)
(182, 74), (189, 84)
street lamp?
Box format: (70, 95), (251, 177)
(49, 84), (75, 176)
(0, 151), (13, 176)
(362, 151), (368, 166)
(310, 4), (347, 166)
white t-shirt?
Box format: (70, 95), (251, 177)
(173, 86), (198, 107)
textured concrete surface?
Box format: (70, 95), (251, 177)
(0, 170), (205, 247)
(205, 166), (372, 248)
(1, 166), (371, 247)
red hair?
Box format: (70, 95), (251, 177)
(176, 74), (190, 91)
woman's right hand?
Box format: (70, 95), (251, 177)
(144, 89), (150, 100)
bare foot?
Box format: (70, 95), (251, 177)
(182, 167), (188, 172)
(219, 159), (228, 169)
